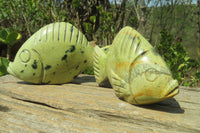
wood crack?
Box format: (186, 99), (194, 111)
(11, 97), (61, 110)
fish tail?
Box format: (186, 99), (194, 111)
(93, 46), (108, 84)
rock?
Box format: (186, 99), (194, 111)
(0, 75), (200, 133)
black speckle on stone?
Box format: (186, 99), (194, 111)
(84, 60), (87, 63)
(53, 72), (56, 75)
(33, 73), (36, 76)
(45, 65), (52, 70)
(61, 54), (68, 61)
(25, 64), (27, 67)
(32, 60), (37, 69)
(20, 70), (24, 73)
(81, 51), (84, 54)
(75, 65), (79, 70)
(104, 48), (108, 51)
(65, 45), (76, 53)
(70, 45), (75, 52)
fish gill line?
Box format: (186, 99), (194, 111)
(117, 32), (125, 55)
(135, 37), (141, 54)
(86, 41), (89, 46)
(128, 50), (149, 98)
(58, 22), (60, 41)
(76, 29), (80, 45)
(46, 25), (48, 41)
(129, 50), (149, 69)
(81, 34), (84, 45)
(34, 33), (37, 45)
(31, 48), (44, 84)
(122, 28), (133, 55)
(52, 23), (55, 41)
(64, 23), (67, 42)
(128, 35), (136, 60)
(39, 28), (42, 42)
(120, 32), (127, 55)
(70, 25), (74, 43)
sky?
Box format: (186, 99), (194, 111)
(109, 0), (198, 5)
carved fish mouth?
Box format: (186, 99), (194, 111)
(163, 78), (179, 98)
(166, 86), (179, 98)
(7, 62), (16, 77)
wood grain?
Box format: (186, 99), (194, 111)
(0, 75), (200, 133)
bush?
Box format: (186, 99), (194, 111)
(156, 29), (200, 86)
(0, 57), (9, 76)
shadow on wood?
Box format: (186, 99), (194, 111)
(139, 98), (185, 113)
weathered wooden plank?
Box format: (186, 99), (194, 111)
(0, 75), (200, 133)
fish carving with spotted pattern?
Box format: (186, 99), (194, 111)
(93, 26), (179, 105)
(7, 22), (94, 84)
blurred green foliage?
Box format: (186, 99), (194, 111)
(0, 57), (9, 76)
(0, 28), (22, 60)
(95, 5), (115, 46)
(156, 29), (200, 86)
(82, 67), (94, 75)
(0, 0), (69, 38)
(0, 28), (21, 46)
(72, 0), (80, 9)
(90, 16), (96, 24)
(83, 22), (93, 34)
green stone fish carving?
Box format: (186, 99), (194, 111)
(94, 26), (179, 105)
(7, 22), (94, 84)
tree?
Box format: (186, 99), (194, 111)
(197, 0), (200, 60)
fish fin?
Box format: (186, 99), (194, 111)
(110, 69), (131, 99)
(93, 46), (108, 84)
(112, 26), (152, 63)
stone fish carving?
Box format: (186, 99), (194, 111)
(7, 22), (94, 84)
(93, 26), (179, 105)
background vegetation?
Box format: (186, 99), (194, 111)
(0, 0), (199, 86)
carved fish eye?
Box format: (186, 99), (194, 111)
(19, 49), (31, 63)
(145, 68), (158, 82)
